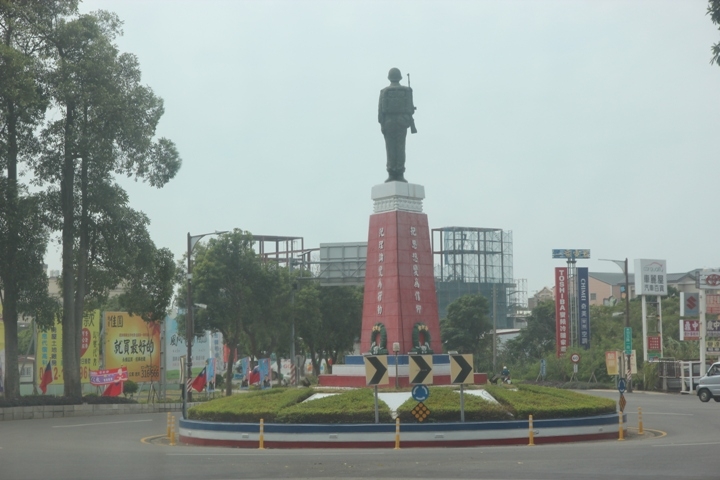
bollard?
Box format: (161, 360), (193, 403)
(528, 414), (535, 446)
(167, 412), (172, 440)
(394, 417), (401, 450)
(259, 418), (265, 450)
(638, 407), (644, 435)
(618, 411), (624, 441)
(169, 415), (176, 446)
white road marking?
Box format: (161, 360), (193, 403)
(53, 419), (153, 428)
(167, 452), (387, 456)
(654, 442), (720, 447)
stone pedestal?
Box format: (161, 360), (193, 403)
(360, 182), (442, 354)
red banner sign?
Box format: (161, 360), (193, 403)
(647, 335), (661, 351)
(555, 267), (569, 357)
(90, 366), (128, 386)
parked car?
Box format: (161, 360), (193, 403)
(696, 362), (720, 402)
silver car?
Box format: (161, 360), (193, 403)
(696, 362), (720, 402)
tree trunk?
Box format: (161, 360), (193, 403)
(225, 343), (236, 397)
(3, 99), (21, 399)
(61, 103), (81, 400)
(72, 148), (90, 389)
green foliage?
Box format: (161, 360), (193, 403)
(188, 388), (315, 423)
(396, 387), (510, 423)
(485, 384), (616, 420)
(299, 284), (363, 375)
(440, 294), (492, 366)
(123, 380), (139, 396)
(276, 388), (392, 424)
(710, 0), (720, 65)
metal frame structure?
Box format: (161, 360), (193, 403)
(431, 227), (521, 329)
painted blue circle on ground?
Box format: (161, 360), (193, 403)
(412, 384), (430, 402)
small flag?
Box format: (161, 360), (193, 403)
(190, 367), (207, 392)
(40, 361), (53, 394)
(102, 382), (123, 397)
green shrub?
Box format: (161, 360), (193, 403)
(123, 380), (139, 397)
(189, 388), (314, 422)
(396, 387), (511, 423)
(276, 388), (393, 424)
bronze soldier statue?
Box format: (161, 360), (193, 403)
(378, 68), (416, 183)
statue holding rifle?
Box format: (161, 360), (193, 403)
(378, 68), (416, 183)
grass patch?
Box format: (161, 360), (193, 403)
(396, 387), (511, 423)
(188, 388), (314, 422)
(485, 383), (616, 420)
(276, 388), (393, 424)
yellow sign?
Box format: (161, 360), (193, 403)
(104, 312), (161, 383)
(0, 313), (5, 393)
(605, 351), (619, 375)
(411, 402), (430, 422)
(450, 354), (474, 384)
(363, 355), (389, 386)
(36, 310), (101, 385)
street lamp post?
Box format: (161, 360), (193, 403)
(601, 258), (633, 393)
(184, 230), (228, 419)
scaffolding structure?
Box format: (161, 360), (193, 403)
(253, 235), (316, 271)
(432, 227), (523, 329)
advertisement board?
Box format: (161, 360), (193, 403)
(36, 310), (101, 386)
(163, 315), (211, 382)
(577, 267), (590, 349)
(634, 259), (668, 296)
(555, 267), (569, 357)
(0, 315), (5, 394)
(104, 312), (161, 383)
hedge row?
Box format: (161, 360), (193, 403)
(187, 384), (617, 424)
(0, 395), (138, 408)
(484, 384), (616, 420)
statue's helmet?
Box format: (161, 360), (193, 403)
(388, 68), (402, 82)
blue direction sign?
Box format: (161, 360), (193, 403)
(412, 384), (430, 402)
(618, 378), (626, 394)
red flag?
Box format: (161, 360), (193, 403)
(190, 367), (207, 392)
(39, 361), (53, 394)
(102, 382), (123, 397)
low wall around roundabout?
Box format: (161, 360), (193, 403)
(179, 412), (625, 448)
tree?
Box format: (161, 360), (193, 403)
(502, 300), (557, 362)
(0, 0), (73, 399)
(440, 293), (492, 367)
(31, 11), (180, 398)
(188, 230), (273, 396)
(317, 286), (362, 374)
(710, 0), (720, 65)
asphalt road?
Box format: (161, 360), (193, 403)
(2, 390), (719, 480)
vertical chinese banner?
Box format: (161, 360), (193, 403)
(80, 310), (101, 383)
(36, 318), (64, 385)
(104, 312), (161, 383)
(577, 267), (590, 349)
(555, 267), (569, 357)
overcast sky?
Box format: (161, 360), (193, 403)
(43, 0), (720, 296)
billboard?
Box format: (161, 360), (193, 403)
(634, 259), (668, 296)
(0, 315), (4, 394)
(577, 267), (590, 349)
(104, 312), (161, 383)
(36, 310), (101, 385)
(163, 315), (214, 382)
(697, 269), (720, 290)
(551, 249), (590, 259)
(555, 267), (569, 357)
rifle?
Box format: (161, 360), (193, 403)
(407, 73), (418, 134)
